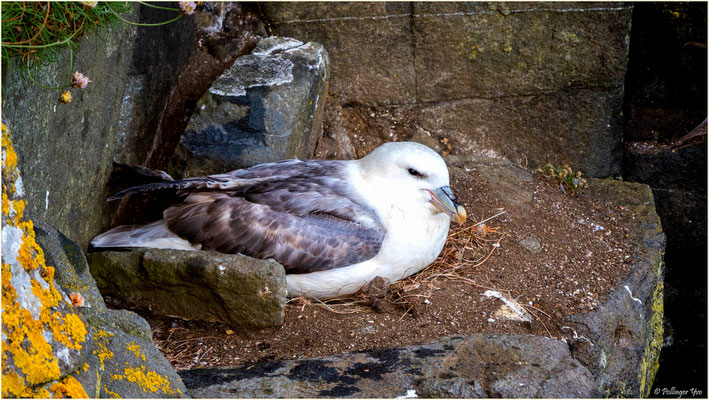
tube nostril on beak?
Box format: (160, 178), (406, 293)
(428, 186), (467, 225)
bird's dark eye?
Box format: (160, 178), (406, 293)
(407, 168), (424, 178)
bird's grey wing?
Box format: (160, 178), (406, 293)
(235, 160), (383, 230)
(163, 192), (385, 273)
(111, 159), (386, 273)
(107, 159), (305, 201)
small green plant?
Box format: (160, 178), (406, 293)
(538, 163), (588, 196)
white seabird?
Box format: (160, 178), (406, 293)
(92, 142), (467, 299)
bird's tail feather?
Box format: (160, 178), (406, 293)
(91, 220), (199, 251)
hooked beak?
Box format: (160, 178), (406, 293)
(428, 186), (467, 225)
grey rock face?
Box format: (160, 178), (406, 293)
(417, 87), (625, 178)
(260, 3), (416, 106)
(1, 5), (139, 251)
(173, 36), (329, 176)
(38, 224), (189, 398)
(567, 179), (666, 397)
(180, 334), (597, 398)
(411, 3), (631, 101)
(87, 249), (288, 328)
(1, 3), (198, 251)
(33, 220), (107, 311)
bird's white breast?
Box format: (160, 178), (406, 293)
(286, 164), (451, 298)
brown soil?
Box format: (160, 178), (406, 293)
(110, 164), (639, 371)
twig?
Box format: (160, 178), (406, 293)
(523, 306), (553, 338)
(397, 306), (412, 322)
(525, 303), (553, 320)
(473, 210), (507, 227)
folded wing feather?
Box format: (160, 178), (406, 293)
(103, 160), (387, 274)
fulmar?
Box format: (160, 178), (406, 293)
(92, 142), (467, 298)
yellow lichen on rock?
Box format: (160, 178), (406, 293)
(17, 220), (49, 273)
(2, 192), (11, 217)
(2, 123), (18, 171)
(49, 312), (88, 351)
(112, 364), (175, 395)
(2, 122), (90, 398)
(1, 370), (50, 398)
(126, 342), (146, 362)
(639, 257), (665, 397)
(1, 265), (61, 390)
(103, 385), (122, 398)
(49, 375), (89, 398)
(93, 331), (115, 365)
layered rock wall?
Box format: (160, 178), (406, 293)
(261, 2), (632, 177)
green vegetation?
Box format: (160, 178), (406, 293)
(1, 1), (192, 94)
(1, 2), (131, 88)
(538, 163), (588, 196)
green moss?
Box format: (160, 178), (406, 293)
(638, 255), (665, 397)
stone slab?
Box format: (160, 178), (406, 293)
(180, 334), (597, 398)
(87, 249), (288, 328)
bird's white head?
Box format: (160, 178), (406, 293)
(355, 142), (467, 225)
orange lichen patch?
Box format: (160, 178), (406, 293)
(69, 292), (85, 307)
(126, 342), (146, 362)
(49, 375), (89, 398)
(112, 365), (175, 395)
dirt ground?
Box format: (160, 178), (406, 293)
(108, 162), (638, 371)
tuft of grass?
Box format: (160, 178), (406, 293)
(538, 163), (588, 196)
(2, 2), (132, 74)
(2, 2), (188, 95)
